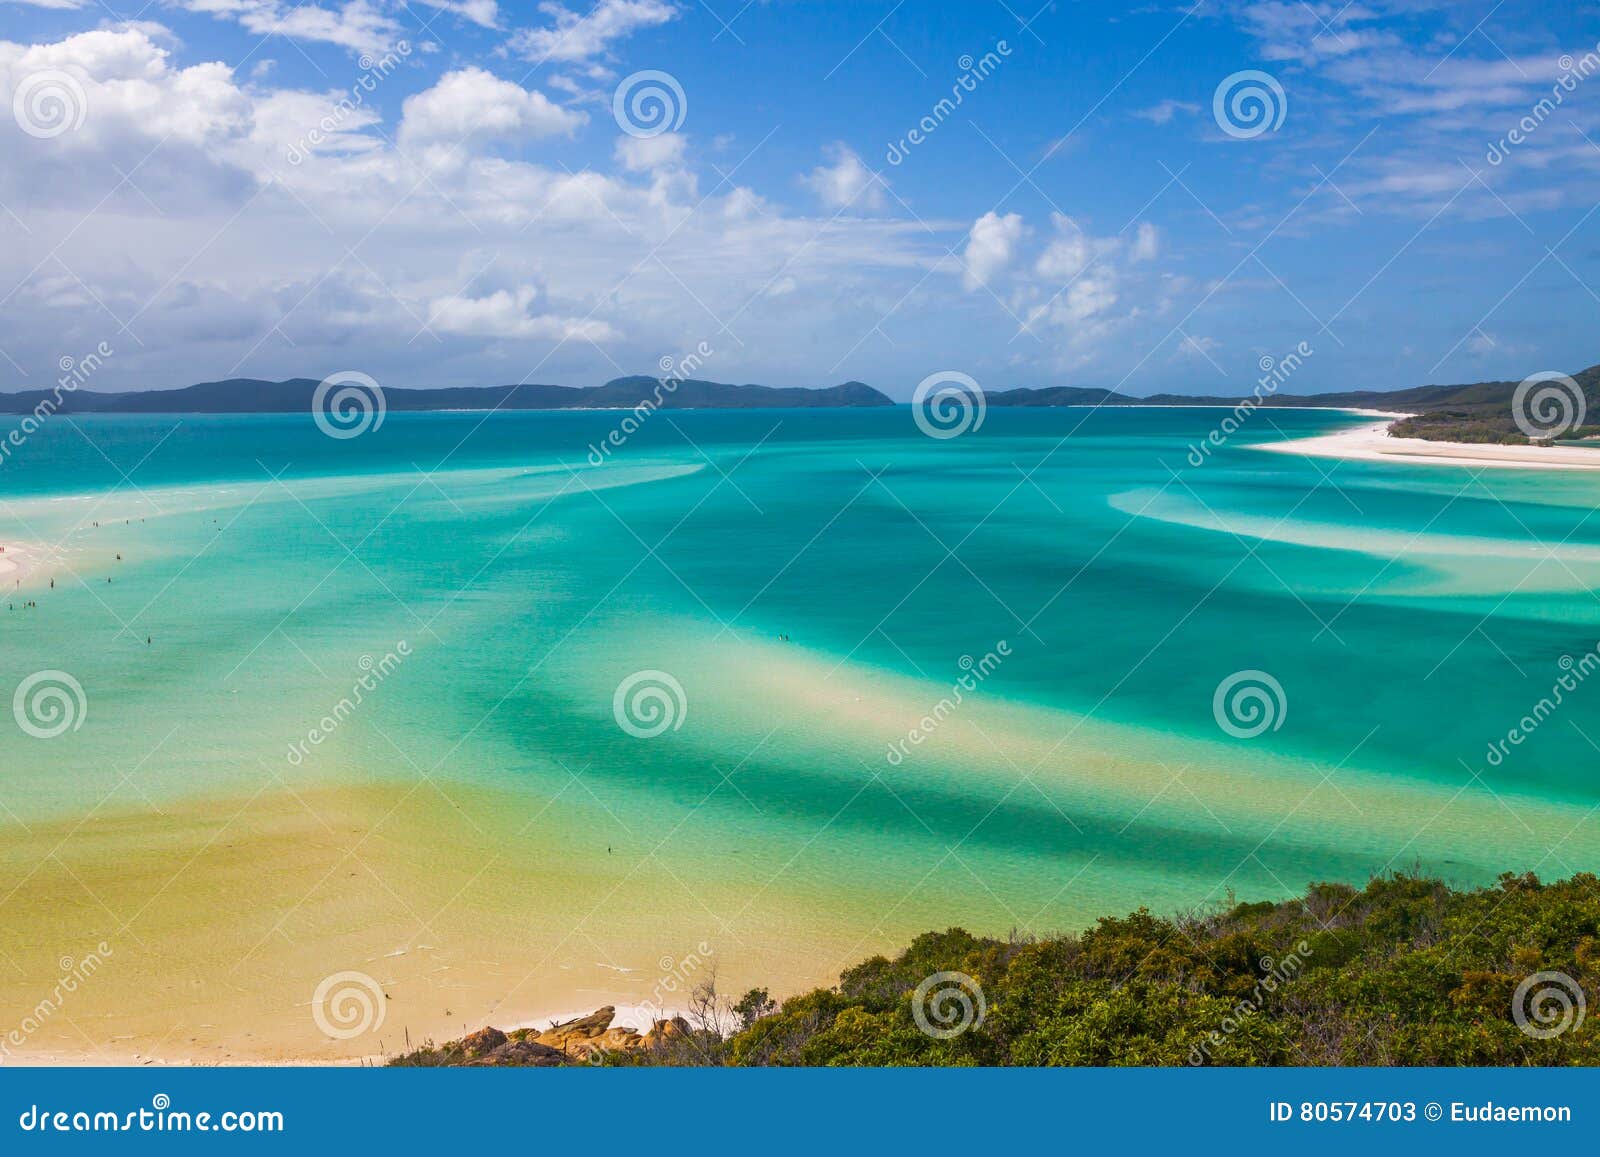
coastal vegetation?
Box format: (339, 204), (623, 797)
(390, 870), (1600, 1067)
(1385, 363), (1600, 444)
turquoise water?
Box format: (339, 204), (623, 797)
(5, 405), (1600, 935)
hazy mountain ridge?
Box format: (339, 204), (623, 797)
(6, 365), (1598, 439)
(0, 376), (894, 414)
(982, 362), (1600, 413)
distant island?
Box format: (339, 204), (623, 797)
(7, 363), (1600, 447)
(983, 361), (1600, 447)
(0, 375), (895, 415)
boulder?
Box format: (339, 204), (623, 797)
(424, 1007), (686, 1065)
(460, 1026), (507, 1057)
(532, 1007), (617, 1051)
(567, 1026), (643, 1058)
(643, 1016), (691, 1047)
(465, 1038), (566, 1068)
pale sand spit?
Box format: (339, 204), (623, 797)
(1257, 419), (1600, 472)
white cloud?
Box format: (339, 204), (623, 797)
(961, 210), (1026, 289)
(1020, 270), (1121, 336)
(1236, 1), (1402, 67)
(802, 144), (885, 211)
(412, 0), (500, 30)
(174, 0), (401, 53)
(1, 27), (249, 147)
(398, 67), (583, 146)
(614, 130), (684, 172)
(1034, 215), (1094, 280)
(1130, 221), (1160, 263)
(962, 212), (1170, 352)
(1172, 333), (1220, 361)
(509, 0), (678, 64)
(1131, 99), (1199, 125)
(428, 286), (616, 340)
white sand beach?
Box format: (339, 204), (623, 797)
(1258, 418), (1600, 472)
(0, 541), (51, 585)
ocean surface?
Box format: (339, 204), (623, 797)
(5, 404), (1600, 1057)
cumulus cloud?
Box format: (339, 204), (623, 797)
(802, 144), (886, 211)
(959, 212), (1174, 354)
(1034, 216), (1096, 280)
(398, 67), (583, 147)
(962, 211), (1026, 289)
(0, 26), (249, 148)
(614, 130), (684, 172)
(427, 286), (616, 340)
(509, 0), (679, 64)
(1020, 269), (1121, 338)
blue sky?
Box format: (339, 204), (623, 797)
(1, 0), (1598, 397)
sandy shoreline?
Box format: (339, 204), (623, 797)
(0, 541), (50, 586)
(1258, 418), (1600, 471)
(0, 777), (876, 1069)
